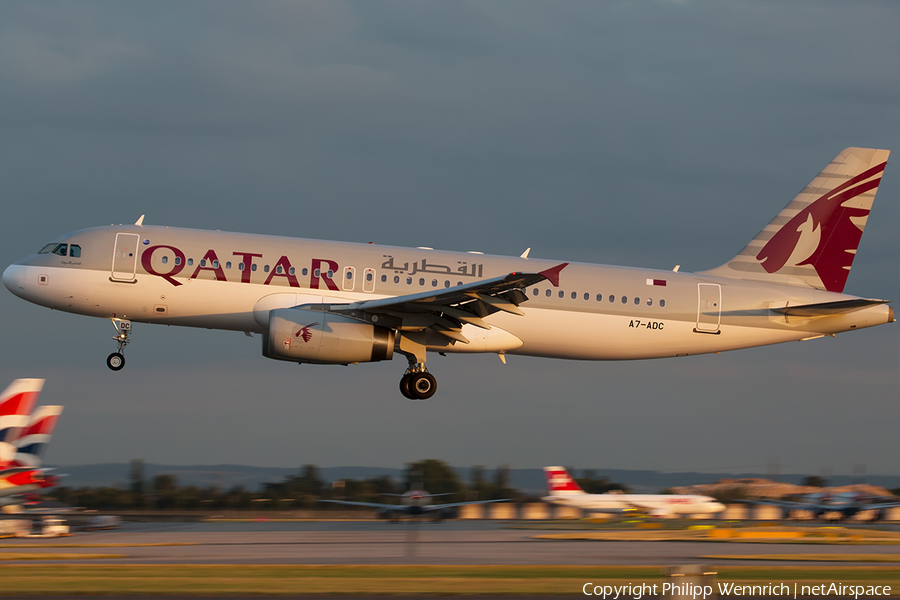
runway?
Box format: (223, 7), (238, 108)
(2, 521), (898, 566)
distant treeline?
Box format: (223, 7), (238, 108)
(47, 459), (628, 511)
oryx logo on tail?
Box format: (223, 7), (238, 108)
(702, 147), (890, 294)
(756, 160), (887, 292)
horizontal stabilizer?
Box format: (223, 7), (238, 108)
(770, 298), (889, 317)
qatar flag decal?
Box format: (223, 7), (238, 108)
(646, 278), (667, 286)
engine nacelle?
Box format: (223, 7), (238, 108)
(263, 308), (395, 365)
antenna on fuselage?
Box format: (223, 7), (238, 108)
(135, 215), (145, 227)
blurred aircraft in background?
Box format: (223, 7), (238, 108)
(0, 379), (63, 506)
(3, 147), (893, 399)
(321, 489), (508, 522)
(542, 466), (725, 518)
(740, 491), (900, 521)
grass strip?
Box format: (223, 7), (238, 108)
(703, 554), (900, 563)
(0, 564), (897, 595)
(0, 553), (127, 561)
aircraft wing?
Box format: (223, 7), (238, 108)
(423, 498), (511, 511)
(300, 264), (567, 344)
(862, 500), (900, 511)
(318, 499), (401, 510)
(737, 498), (829, 510)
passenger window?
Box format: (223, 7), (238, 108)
(252, 264), (258, 272)
(327, 270), (334, 278)
(596, 294), (602, 301)
(277, 265), (283, 274)
(264, 265), (270, 273)
(634, 297), (640, 305)
(418, 278), (425, 286)
(394, 276), (400, 284)
(201, 259), (207, 267)
(226, 261), (232, 269)
(175, 257), (182, 266)
(367, 273), (374, 282)
(533, 289), (539, 296)
(38, 243), (57, 254)
(213, 260), (219, 268)
(621, 296), (627, 304)
(406, 277), (412, 284)
(187, 258), (193, 266)
(584, 293), (589, 300)
(647, 298), (653, 306)
(302, 268), (309, 276)
(558, 291), (564, 298)
(444, 281), (450, 288)
(52, 244), (68, 256)
(238, 262), (244, 271)
(69, 245), (81, 258)
(162, 256), (168, 265)
(432, 279), (438, 287)
(314, 268), (320, 277)
(660, 299), (666, 307)
(546, 289), (551, 297)
(609, 295), (614, 303)
(571, 292), (577, 299)
(289, 267), (295, 275)
(380, 274), (386, 283)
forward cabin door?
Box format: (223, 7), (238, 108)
(111, 233), (140, 282)
(695, 283), (721, 333)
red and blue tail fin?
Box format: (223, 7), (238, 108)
(0, 379), (44, 469)
(702, 147), (890, 293)
(14, 405), (64, 469)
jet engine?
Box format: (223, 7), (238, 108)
(263, 308), (394, 365)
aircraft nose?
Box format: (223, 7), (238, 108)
(3, 264), (28, 297)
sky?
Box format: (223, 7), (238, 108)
(0, 0), (897, 478)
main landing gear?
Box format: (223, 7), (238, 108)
(106, 318), (132, 371)
(398, 333), (436, 400)
(400, 367), (437, 400)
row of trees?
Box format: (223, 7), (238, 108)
(46, 459), (629, 511)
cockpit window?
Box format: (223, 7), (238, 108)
(51, 244), (68, 256)
(38, 243), (58, 254)
(69, 245), (81, 258)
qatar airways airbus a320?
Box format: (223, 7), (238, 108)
(3, 148), (893, 399)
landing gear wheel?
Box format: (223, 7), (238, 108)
(107, 352), (125, 371)
(399, 374), (414, 399)
(409, 372), (437, 400)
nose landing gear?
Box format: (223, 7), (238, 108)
(107, 318), (132, 371)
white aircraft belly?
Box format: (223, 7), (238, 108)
(486, 308), (811, 360)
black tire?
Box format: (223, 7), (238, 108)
(107, 352), (125, 371)
(409, 372), (437, 400)
(399, 374), (413, 399)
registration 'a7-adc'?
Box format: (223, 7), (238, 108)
(3, 148), (894, 399)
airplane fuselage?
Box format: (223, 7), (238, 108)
(543, 493), (725, 517)
(3, 224), (892, 362)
